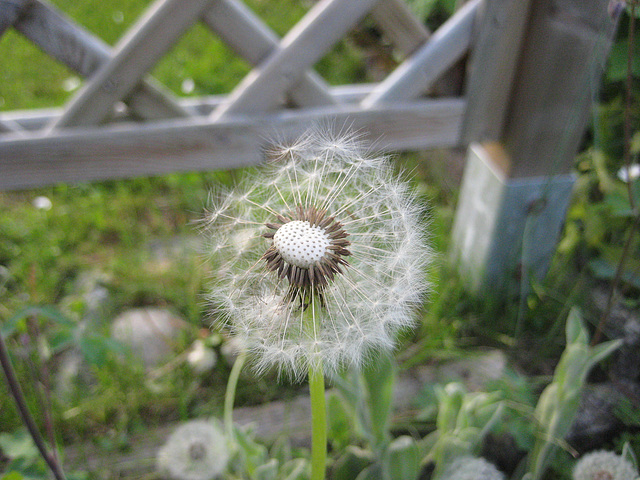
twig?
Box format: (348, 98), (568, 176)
(623, 0), (637, 210)
(591, 2), (640, 345)
(0, 332), (67, 480)
(591, 210), (640, 345)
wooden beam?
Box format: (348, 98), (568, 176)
(0, 84), (382, 131)
(361, 0), (480, 107)
(370, 0), (430, 56)
(502, 0), (617, 178)
(13, 0), (189, 122)
(200, 0), (336, 108)
(0, 98), (465, 190)
(460, 0), (533, 144)
(451, 0), (617, 294)
(49, 0), (212, 129)
(0, 0), (30, 37)
(210, 0), (379, 119)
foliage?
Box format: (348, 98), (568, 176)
(524, 308), (622, 480)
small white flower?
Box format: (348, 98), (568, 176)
(156, 419), (229, 480)
(187, 339), (217, 373)
(617, 164), (640, 183)
(204, 127), (431, 381)
(573, 450), (638, 480)
(440, 456), (505, 480)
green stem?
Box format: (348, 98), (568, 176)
(305, 294), (327, 480)
(224, 348), (247, 438)
(309, 360), (327, 480)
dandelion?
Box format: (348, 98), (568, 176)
(204, 126), (431, 480)
(573, 450), (638, 480)
(204, 126), (430, 381)
(156, 419), (229, 480)
(440, 456), (505, 480)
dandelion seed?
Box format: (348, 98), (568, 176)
(573, 450), (638, 480)
(156, 419), (229, 480)
(204, 126), (431, 381)
(440, 456), (505, 480)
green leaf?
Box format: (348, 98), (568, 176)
(332, 446), (374, 480)
(355, 462), (384, 480)
(0, 430), (38, 461)
(1, 472), (26, 480)
(362, 352), (396, 449)
(565, 307), (587, 346)
(606, 39), (640, 82)
(383, 436), (419, 480)
(281, 459), (309, 480)
(327, 391), (354, 450)
(588, 339), (623, 367)
(254, 459), (278, 480)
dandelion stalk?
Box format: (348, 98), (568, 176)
(308, 362), (327, 480)
(305, 294), (327, 480)
(224, 348), (247, 437)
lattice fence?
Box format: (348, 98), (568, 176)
(0, 0), (479, 190)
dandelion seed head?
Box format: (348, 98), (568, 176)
(156, 419), (228, 480)
(204, 126), (431, 381)
(573, 450), (638, 480)
(441, 456), (505, 480)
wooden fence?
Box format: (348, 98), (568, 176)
(0, 0), (478, 190)
(0, 0), (618, 291)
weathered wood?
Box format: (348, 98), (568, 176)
(451, 143), (576, 293)
(13, 0), (189, 121)
(50, 0), (212, 129)
(370, 0), (430, 56)
(210, 0), (379, 119)
(0, 98), (465, 190)
(460, 0), (533, 144)
(0, 0), (30, 37)
(451, 0), (617, 293)
(200, 0), (336, 107)
(0, 84), (382, 132)
(361, 0), (480, 107)
(0, 118), (25, 134)
(501, 0), (617, 177)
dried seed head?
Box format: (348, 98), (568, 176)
(274, 221), (329, 268)
(205, 126), (431, 381)
(262, 205), (350, 290)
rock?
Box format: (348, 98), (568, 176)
(593, 287), (640, 381)
(566, 382), (625, 452)
(110, 308), (189, 368)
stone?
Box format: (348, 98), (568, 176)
(593, 287), (640, 381)
(566, 382), (625, 452)
(110, 307), (188, 368)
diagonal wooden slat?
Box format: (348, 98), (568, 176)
(370, 0), (430, 56)
(361, 0), (480, 107)
(210, 0), (380, 120)
(50, 0), (213, 129)
(201, 0), (336, 108)
(0, 0), (30, 37)
(12, 0), (189, 122)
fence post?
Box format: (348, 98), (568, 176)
(451, 0), (617, 294)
